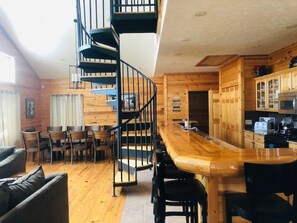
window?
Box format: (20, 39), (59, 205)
(0, 52), (15, 83)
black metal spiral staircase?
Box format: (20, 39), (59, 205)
(75, 0), (158, 196)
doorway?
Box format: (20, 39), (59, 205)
(188, 91), (209, 134)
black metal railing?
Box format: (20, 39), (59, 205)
(76, 0), (158, 196)
(111, 0), (157, 13)
(108, 62), (157, 195)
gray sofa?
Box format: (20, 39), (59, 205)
(0, 147), (26, 178)
(0, 172), (69, 223)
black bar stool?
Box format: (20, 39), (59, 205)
(225, 161), (297, 223)
(153, 148), (207, 223)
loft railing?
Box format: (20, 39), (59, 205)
(111, 0), (158, 13)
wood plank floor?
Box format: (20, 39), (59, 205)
(26, 160), (126, 223)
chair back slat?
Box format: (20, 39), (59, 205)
(47, 126), (63, 132)
(67, 126), (82, 131)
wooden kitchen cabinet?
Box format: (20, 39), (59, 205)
(244, 131), (264, 149)
(255, 74), (279, 112)
(244, 131), (254, 148)
(254, 133), (264, 149)
(280, 68), (297, 92)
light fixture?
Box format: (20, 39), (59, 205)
(69, 65), (85, 89)
(69, 19), (85, 89)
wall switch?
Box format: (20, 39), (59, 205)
(245, 119), (252, 125)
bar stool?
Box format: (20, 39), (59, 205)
(153, 148), (207, 223)
(151, 145), (195, 203)
(225, 161), (297, 223)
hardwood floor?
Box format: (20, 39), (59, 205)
(26, 160), (126, 223)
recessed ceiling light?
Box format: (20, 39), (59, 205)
(175, 53), (183, 56)
(195, 11), (207, 17)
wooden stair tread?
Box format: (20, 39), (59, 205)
(121, 145), (153, 151)
(114, 171), (136, 185)
(121, 132), (151, 137)
(121, 158), (152, 168)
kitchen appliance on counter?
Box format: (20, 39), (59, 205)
(278, 92), (297, 114)
(264, 133), (288, 148)
(254, 117), (275, 135)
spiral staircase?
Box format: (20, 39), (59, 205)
(75, 0), (158, 196)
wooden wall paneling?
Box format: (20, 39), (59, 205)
(151, 76), (164, 124)
(269, 43), (297, 72)
(162, 72), (219, 125)
(242, 56), (269, 111)
(0, 26), (42, 134)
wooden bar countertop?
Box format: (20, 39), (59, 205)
(159, 123), (297, 177)
(159, 122), (297, 222)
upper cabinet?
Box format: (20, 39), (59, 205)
(280, 68), (297, 93)
(255, 74), (279, 112)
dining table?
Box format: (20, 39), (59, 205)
(158, 122), (297, 223)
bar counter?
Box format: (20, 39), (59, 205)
(158, 123), (297, 222)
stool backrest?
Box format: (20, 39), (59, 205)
(244, 161), (297, 196)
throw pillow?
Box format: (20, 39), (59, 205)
(0, 181), (9, 216)
(0, 146), (15, 161)
(7, 165), (45, 210)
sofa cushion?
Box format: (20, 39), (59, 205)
(6, 165), (45, 210)
(0, 181), (9, 216)
(0, 146), (15, 162)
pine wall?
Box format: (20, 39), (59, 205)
(1, 24), (297, 139)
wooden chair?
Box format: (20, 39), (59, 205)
(47, 126), (63, 131)
(85, 125), (100, 157)
(21, 131), (49, 164)
(225, 161), (297, 223)
(48, 130), (70, 164)
(153, 148), (207, 223)
(68, 130), (88, 164)
(67, 126), (82, 131)
(92, 130), (111, 163)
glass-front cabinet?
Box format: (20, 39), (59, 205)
(255, 75), (279, 112)
(256, 80), (266, 110)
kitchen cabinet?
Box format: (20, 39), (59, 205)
(244, 131), (254, 148)
(255, 75), (279, 112)
(288, 141), (297, 149)
(254, 133), (264, 149)
(244, 130), (265, 149)
(280, 68), (297, 93)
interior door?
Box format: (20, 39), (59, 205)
(188, 91), (209, 134)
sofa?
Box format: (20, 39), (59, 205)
(0, 147), (26, 178)
(0, 166), (69, 223)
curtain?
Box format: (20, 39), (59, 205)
(0, 90), (21, 146)
(50, 94), (84, 130)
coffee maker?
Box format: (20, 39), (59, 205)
(279, 116), (296, 139)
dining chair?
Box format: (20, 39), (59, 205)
(68, 130), (88, 164)
(47, 126), (63, 131)
(85, 125), (100, 157)
(48, 130), (70, 164)
(225, 161), (297, 223)
(67, 126), (82, 131)
(21, 131), (49, 164)
(23, 127), (36, 132)
(92, 130), (111, 163)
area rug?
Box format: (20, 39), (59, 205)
(120, 169), (185, 223)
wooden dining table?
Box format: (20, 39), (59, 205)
(158, 122), (297, 223)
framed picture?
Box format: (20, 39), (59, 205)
(26, 98), (35, 118)
(122, 93), (137, 111)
